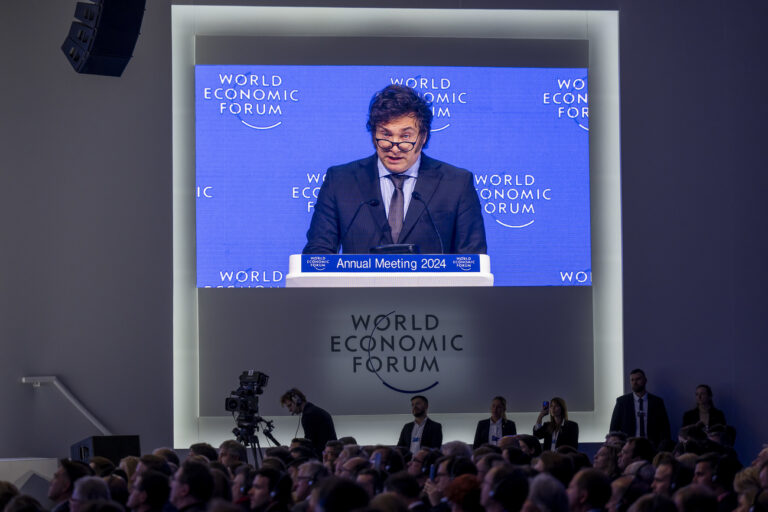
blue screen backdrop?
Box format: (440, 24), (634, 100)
(195, 65), (590, 287)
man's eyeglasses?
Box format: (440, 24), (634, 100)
(375, 138), (417, 152)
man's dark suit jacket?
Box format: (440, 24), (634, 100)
(472, 418), (517, 448)
(532, 420), (579, 451)
(609, 392), (671, 447)
(303, 154), (487, 254)
(397, 417), (443, 450)
(301, 402), (337, 458)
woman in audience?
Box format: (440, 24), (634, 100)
(532, 397), (579, 451)
(593, 444), (621, 480)
(681, 384), (726, 430)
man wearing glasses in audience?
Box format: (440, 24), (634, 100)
(303, 84), (486, 255)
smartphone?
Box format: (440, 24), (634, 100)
(429, 464), (436, 481)
(542, 400), (549, 409)
(373, 452), (382, 470)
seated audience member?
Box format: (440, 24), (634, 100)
(265, 447), (293, 468)
(170, 460), (214, 512)
(480, 466), (528, 512)
(445, 473), (482, 512)
(262, 457), (288, 473)
(0, 481), (20, 511)
(291, 446), (317, 462)
(337, 457), (370, 480)
(532, 452), (574, 487)
(88, 457), (115, 477)
(475, 454), (506, 482)
(70, 476), (111, 512)
(566, 468), (611, 512)
(626, 493), (677, 512)
(334, 445), (365, 475)
(103, 475), (128, 506)
(218, 440), (248, 473)
(189, 443), (219, 463)
(673, 484), (718, 512)
(120, 457), (141, 483)
(605, 475), (649, 512)
(502, 447), (531, 467)
(5, 495), (46, 512)
(753, 490), (768, 512)
(473, 397), (517, 449)
(231, 465), (256, 510)
(605, 431), (628, 448)
(153, 448), (181, 469)
(397, 396), (443, 454)
(369, 446), (405, 474)
(384, 472), (428, 512)
(429, 456), (478, 507)
(248, 468), (293, 512)
(752, 446), (768, 468)
(407, 449), (442, 488)
(210, 468), (233, 502)
(693, 452), (741, 512)
(356, 469), (384, 499)
(593, 444), (621, 480)
(562, 450), (591, 473)
(135, 455), (172, 481)
(682, 384), (727, 430)
(522, 473), (568, 512)
(338, 437), (358, 446)
(471, 445), (501, 463)
(293, 460), (330, 510)
(369, 492), (408, 512)
(533, 397), (579, 451)
(127, 470), (170, 512)
(514, 435), (542, 458)
(732, 466), (761, 512)
(309, 477), (369, 512)
(322, 441), (343, 473)
(441, 441), (473, 460)
(49, 459), (94, 512)
(618, 437), (654, 472)
(651, 457), (692, 497)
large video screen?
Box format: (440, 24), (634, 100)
(195, 64), (590, 287)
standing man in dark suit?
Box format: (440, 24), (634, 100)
(280, 388), (337, 459)
(609, 368), (671, 448)
(397, 395), (443, 453)
(473, 396), (517, 448)
(303, 84), (486, 255)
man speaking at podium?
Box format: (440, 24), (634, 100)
(303, 84), (487, 255)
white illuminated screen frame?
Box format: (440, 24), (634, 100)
(172, 6), (622, 448)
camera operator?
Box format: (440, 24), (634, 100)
(281, 388), (337, 459)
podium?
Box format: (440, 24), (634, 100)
(286, 254), (493, 287)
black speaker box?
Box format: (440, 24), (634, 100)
(61, 0), (146, 77)
(70, 435), (141, 465)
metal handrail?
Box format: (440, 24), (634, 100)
(21, 376), (112, 435)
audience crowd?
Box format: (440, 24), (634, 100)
(2, 370), (765, 512)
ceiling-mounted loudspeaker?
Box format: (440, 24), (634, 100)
(61, 0), (146, 77)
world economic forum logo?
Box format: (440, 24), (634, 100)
(388, 76), (468, 132)
(200, 71), (299, 130)
(330, 311), (465, 395)
(453, 256), (475, 271)
(542, 75), (589, 132)
(474, 172), (552, 229)
(307, 256), (330, 271)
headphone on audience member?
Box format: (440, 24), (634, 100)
(308, 465), (324, 487)
(269, 471), (292, 500)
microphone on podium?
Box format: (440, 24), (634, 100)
(341, 199), (379, 242)
(412, 191), (444, 254)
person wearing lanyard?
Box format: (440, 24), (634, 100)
(532, 397), (579, 451)
(472, 396), (518, 449)
(397, 395), (443, 454)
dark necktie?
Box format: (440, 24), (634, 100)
(638, 397), (646, 437)
(387, 174), (408, 243)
